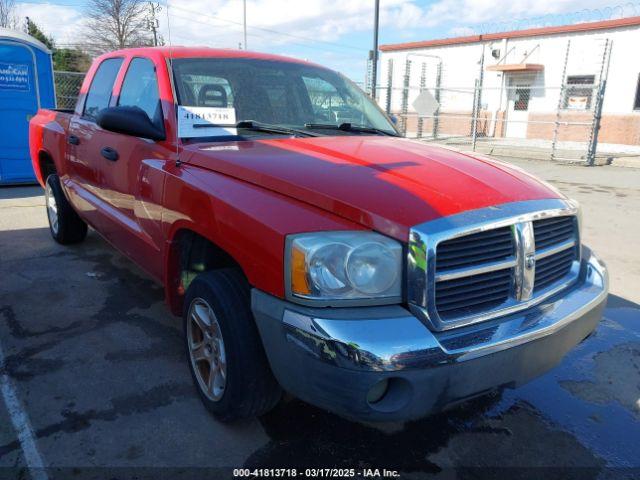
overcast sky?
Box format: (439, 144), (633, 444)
(14, 0), (634, 80)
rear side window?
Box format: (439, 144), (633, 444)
(83, 58), (123, 121)
(118, 58), (163, 129)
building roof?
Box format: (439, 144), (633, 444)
(0, 27), (52, 53)
(380, 16), (640, 52)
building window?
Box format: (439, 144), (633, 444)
(634, 74), (640, 110)
(513, 87), (531, 111)
(564, 75), (595, 110)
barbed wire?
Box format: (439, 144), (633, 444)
(471, 3), (640, 35)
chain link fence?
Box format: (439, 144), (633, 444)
(374, 38), (630, 165)
(54, 71), (85, 110)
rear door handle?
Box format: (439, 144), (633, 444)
(68, 135), (80, 145)
(100, 147), (119, 162)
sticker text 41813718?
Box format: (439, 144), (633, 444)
(177, 106), (237, 138)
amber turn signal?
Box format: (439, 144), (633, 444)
(291, 245), (312, 295)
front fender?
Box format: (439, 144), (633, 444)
(161, 164), (363, 314)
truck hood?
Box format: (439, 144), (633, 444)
(183, 136), (562, 240)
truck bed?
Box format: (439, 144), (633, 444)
(29, 108), (74, 186)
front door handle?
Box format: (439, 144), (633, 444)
(68, 135), (80, 145)
(100, 147), (119, 162)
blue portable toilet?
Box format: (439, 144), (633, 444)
(0, 28), (56, 184)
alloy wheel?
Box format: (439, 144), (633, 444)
(45, 181), (59, 235)
(187, 298), (227, 401)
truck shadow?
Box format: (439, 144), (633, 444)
(248, 391), (505, 474)
(0, 184), (42, 200)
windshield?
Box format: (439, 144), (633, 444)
(171, 57), (397, 138)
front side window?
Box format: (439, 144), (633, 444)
(634, 73), (640, 111)
(83, 57), (123, 121)
(171, 58), (396, 138)
(118, 58), (163, 129)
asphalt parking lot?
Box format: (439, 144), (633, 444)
(0, 158), (639, 480)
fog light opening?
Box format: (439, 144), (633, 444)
(366, 377), (413, 413)
(366, 378), (389, 404)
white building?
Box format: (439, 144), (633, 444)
(378, 16), (640, 146)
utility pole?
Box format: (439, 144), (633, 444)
(148, 2), (161, 46)
(242, 0), (247, 50)
(243, 0), (248, 50)
(370, 0), (380, 99)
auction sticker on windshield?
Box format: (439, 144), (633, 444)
(178, 106), (237, 138)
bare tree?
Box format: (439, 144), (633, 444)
(0, 0), (18, 29)
(84, 0), (153, 53)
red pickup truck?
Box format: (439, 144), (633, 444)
(29, 47), (608, 422)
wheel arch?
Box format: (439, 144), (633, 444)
(37, 149), (57, 186)
(164, 226), (248, 316)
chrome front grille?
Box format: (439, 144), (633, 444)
(533, 216), (575, 249)
(408, 200), (582, 331)
(435, 268), (513, 319)
(435, 227), (514, 271)
(435, 227), (514, 319)
(534, 248), (576, 292)
(434, 216), (578, 321)
(532, 216), (579, 293)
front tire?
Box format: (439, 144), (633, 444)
(183, 269), (281, 421)
(45, 174), (87, 244)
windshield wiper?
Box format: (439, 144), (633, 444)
(304, 122), (400, 137)
(236, 120), (320, 137)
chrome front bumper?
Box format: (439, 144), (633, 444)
(252, 250), (608, 421)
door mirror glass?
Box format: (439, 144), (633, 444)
(97, 106), (165, 141)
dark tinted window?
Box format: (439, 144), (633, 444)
(83, 58), (123, 120)
(118, 58), (163, 128)
(634, 74), (640, 110)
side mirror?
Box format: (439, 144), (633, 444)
(390, 115), (398, 125)
(97, 106), (165, 141)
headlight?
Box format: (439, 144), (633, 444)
(286, 231), (402, 305)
